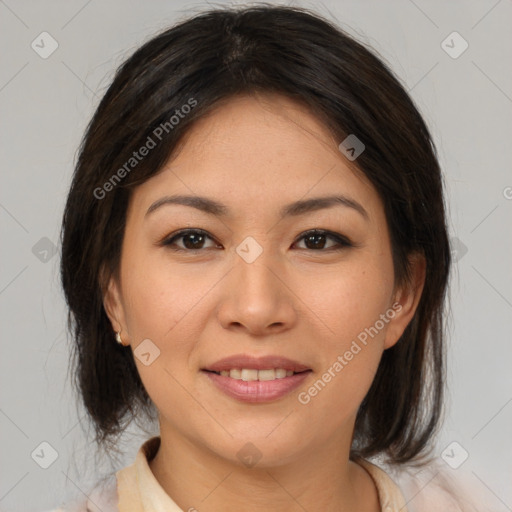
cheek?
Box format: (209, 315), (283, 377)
(298, 258), (394, 345)
(297, 343), (381, 445)
(119, 252), (220, 397)
(120, 257), (201, 412)
(296, 266), (392, 417)
(294, 256), (393, 411)
(120, 249), (209, 341)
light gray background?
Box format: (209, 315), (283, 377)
(1, 0), (511, 510)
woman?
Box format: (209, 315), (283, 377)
(56, 4), (486, 511)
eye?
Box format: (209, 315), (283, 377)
(293, 229), (352, 251)
(161, 229), (220, 251)
(161, 228), (352, 252)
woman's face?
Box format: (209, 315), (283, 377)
(105, 93), (423, 467)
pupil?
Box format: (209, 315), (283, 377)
(306, 234), (325, 249)
(184, 233), (204, 249)
(181, 233), (327, 250)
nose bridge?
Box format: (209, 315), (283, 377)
(233, 238), (283, 306)
(217, 236), (296, 332)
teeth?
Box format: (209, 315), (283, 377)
(241, 369), (258, 381)
(217, 369), (297, 381)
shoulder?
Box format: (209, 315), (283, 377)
(374, 457), (493, 512)
(42, 473), (119, 512)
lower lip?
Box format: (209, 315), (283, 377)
(202, 370), (311, 403)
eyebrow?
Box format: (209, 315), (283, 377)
(145, 194), (369, 221)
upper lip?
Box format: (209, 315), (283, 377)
(203, 354), (311, 373)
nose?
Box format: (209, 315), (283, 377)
(216, 249), (298, 336)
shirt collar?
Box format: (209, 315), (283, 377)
(116, 436), (408, 512)
(116, 436), (183, 512)
(356, 457), (409, 511)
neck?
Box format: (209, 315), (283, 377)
(148, 420), (380, 512)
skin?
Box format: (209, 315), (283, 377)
(104, 93), (425, 512)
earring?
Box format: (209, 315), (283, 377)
(115, 331), (126, 346)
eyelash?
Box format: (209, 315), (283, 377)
(160, 228), (353, 253)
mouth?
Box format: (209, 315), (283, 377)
(201, 368), (312, 402)
(202, 353), (311, 374)
(202, 368), (311, 381)
(201, 354), (312, 402)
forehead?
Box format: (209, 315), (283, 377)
(170, 93), (345, 171)
(128, 93), (382, 223)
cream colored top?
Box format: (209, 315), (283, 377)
(48, 436), (489, 512)
(115, 437), (407, 511)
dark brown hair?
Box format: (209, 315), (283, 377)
(60, 4), (451, 465)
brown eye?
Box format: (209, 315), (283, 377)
(294, 230), (352, 251)
(162, 229), (219, 251)
(161, 228), (352, 253)
(180, 232), (207, 249)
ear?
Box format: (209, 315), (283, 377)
(383, 252), (426, 349)
(102, 267), (130, 345)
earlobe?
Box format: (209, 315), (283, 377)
(384, 252), (426, 349)
(102, 273), (127, 341)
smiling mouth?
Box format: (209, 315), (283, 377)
(203, 368), (311, 381)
